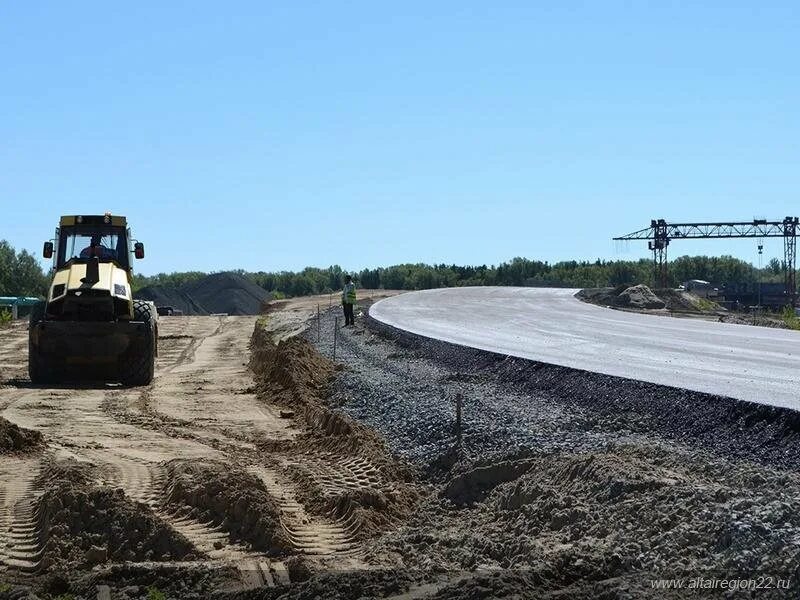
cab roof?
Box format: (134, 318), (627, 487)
(60, 215), (127, 227)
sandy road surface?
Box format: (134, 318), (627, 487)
(0, 316), (368, 591)
(371, 287), (800, 409)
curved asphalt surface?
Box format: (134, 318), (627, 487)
(370, 287), (800, 410)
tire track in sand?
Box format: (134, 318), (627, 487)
(0, 458), (43, 574)
(79, 449), (258, 561)
(78, 449), (288, 590)
(247, 466), (359, 556)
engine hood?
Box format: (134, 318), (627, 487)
(50, 262), (132, 302)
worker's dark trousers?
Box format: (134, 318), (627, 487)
(343, 302), (355, 326)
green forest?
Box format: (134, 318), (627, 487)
(0, 241), (50, 297)
(135, 254), (787, 298)
(0, 239), (788, 300)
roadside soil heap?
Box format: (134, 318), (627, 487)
(615, 284), (666, 309)
(0, 417), (43, 453)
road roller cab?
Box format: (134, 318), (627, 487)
(28, 214), (158, 385)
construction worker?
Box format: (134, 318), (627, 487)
(342, 275), (357, 326)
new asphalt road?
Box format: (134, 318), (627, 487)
(370, 287), (800, 410)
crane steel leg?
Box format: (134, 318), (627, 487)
(785, 232), (797, 307)
(649, 240), (669, 289)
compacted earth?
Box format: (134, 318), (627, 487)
(1, 294), (799, 598)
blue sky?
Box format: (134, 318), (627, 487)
(1, 2), (798, 275)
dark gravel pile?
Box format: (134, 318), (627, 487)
(134, 283), (207, 315)
(137, 272), (270, 315)
(181, 272), (271, 315)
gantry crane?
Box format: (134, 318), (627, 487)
(613, 217), (799, 306)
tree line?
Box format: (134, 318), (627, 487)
(0, 241), (49, 297)
(134, 255), (788, 297)
(0, 238), (789, 300)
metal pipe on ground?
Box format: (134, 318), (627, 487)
(333, 317), (338, 360)
(455, 393), (462, 447)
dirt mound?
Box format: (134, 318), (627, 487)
(578, 286), (722, 314)
(137, 272), (271, 315)
(68, 564), (228, 600)
(578, 285), (666, 309)
(250, 322), (419, 537)
(370, 444), (800, 589)
(441, 458), (535, 506)
(0, 416), (43, 453)
(250, 329), (335, 402)
(36, 459), (199, 570)
(616, 284), (665, 309)
(428, 571), (679, 600)
(163, 459), (290, 555)
(251, 325), (401, 465)
(655, 288), (718, 312)
(232, 569), (419, 600)
(576, 286), (624, 307)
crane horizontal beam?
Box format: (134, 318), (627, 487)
(614, 218), (799, 241)
(613, 217), (798, 305)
